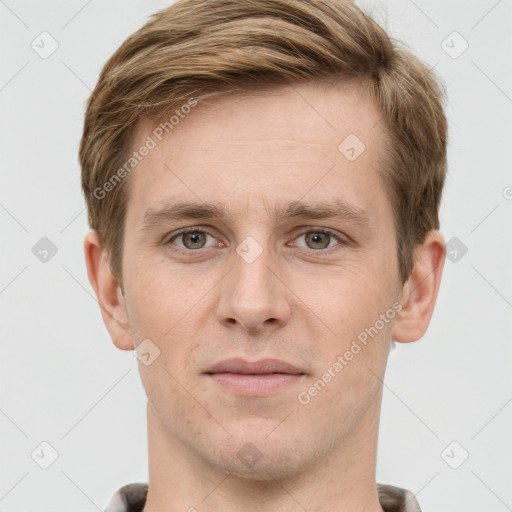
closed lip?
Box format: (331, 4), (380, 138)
(204, 358), (305, 375)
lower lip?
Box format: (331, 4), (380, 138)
(207, 373), (305, 396)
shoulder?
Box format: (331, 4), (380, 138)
(104, 483), (148, 512)
(377, 482), (422, 512)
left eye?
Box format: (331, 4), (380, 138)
(293, 230), (342, 250)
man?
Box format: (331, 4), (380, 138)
(80, 0), (447, 510)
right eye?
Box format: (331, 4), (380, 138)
(166, 228), (219, 252)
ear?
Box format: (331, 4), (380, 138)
(83, 230), (134, 351)
(392, 230), (446, 343)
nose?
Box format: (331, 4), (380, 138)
(216, 244), (291, 334)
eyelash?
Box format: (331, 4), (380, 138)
(164, 227), (347, 254)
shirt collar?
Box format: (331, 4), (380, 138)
(104, 482), (422, 512)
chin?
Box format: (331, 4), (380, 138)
(204, 426), (309, 482)
(215, 448), (305, 482)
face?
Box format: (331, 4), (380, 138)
(120, 81), (403, 479)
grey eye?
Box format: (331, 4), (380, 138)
(172, 230), (215, 250)
(304, 232), (332, 250)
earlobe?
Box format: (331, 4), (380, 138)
(392, 231), (446, 343)
(83, 230), (134, 351)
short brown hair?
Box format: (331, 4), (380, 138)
(79, 0), (447, 287)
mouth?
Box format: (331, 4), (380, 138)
(203, 358), (306, 397)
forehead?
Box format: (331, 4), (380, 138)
(124, 81), (389, 225)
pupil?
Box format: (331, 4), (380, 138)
(185, 232), (204, 248)
(307, 232), (329, 249)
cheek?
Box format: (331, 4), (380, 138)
(302, 261), (393, 330)
(139, 360), (204, 436)
(297, 259), (397, 394)
(124, 261), (194, 338)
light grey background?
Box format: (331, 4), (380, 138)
(1, 1), (511, 511)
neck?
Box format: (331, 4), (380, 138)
(142, 389), (385, 512)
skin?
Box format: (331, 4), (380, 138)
(84, 81), (445, 512)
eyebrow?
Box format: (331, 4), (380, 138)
(142, 198), (375, 232)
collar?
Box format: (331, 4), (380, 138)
(105, 482), (421, 512)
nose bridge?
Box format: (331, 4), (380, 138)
(235, 235), (274, 295)
(217, 232), (290, 332)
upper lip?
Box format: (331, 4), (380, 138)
(205, 358), (304, 375)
